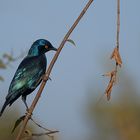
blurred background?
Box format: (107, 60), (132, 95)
(0, 0), (140, 140)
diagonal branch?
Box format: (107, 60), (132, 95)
(16, 0), (94, 139)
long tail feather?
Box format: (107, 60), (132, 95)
(0, 101), (8, 117)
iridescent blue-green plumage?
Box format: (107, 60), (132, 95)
(0, 39), (57, 116)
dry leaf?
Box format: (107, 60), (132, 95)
(104, 70), (117, 101)
(105, 76), (115, 101)
(110, 47), (122, 67)
(105, 81), (113, 101)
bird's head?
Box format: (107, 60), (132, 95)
(28, 39), (57, 56)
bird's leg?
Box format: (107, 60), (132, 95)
(22, 96), (29, 110)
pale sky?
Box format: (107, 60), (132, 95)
(0, 1), (140, 140)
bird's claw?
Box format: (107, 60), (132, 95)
(42, 75), (52, 81)
(25, 110), (33, 119)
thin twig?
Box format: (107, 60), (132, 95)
(16, 0), (94, 140)
(116, 0), (120, 49)
(116, 0), (120, 67)
(31, 118), (59, 138)
(30, 117), (52, 132)
(32, 131), (59, 137)
(104, 0), (121, 100)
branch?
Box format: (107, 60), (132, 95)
(116, 0), (120, 49)
(16, 0), (94, 139)
(30, 117), (53, 132)
(32, 131), (59, 137)
(104, 0), (122, 101)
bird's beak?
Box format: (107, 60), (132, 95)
(51, 47), (57, 51)
(45, 45), (57, 51)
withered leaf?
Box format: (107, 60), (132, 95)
(105, 79), (114, 101)
(104, 70), (117, 101)
(110, 47), (122, 67)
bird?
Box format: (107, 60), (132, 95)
(0, 39), (57, 116)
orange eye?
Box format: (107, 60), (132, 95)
(45, 45), (48, 49)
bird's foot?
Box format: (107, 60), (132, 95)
(42, 75), (52, 81)
(25, 109), (33, 119)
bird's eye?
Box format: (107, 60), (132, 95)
(45, 45), (48, 49)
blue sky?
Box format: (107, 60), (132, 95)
(0, 0), (140, 140)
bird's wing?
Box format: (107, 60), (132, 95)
(6, 56), (46, 99)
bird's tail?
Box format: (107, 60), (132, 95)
(0, 101), (8, 117)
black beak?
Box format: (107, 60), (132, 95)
(45, 45), (57, 51)
(51, 46), (57, 51)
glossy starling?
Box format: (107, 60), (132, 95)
(0, 39), (57, 116)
